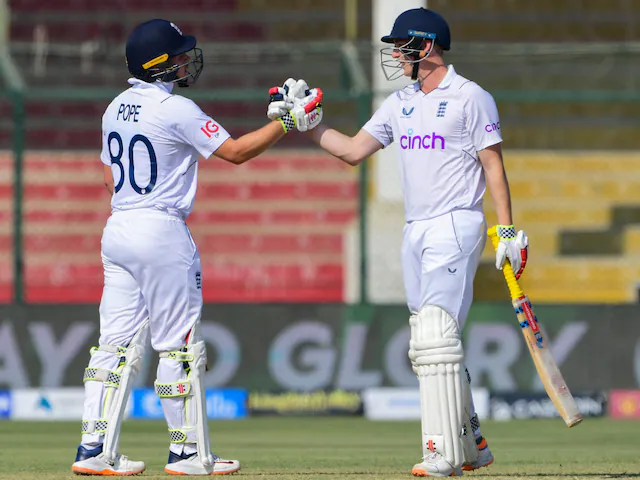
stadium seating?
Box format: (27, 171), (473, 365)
(1, 0), (368, 303)
(0, 157), (11, 302)
(475, 151), (640, 303)
(7, 0), (639, 150)
(0, 151), (357, 303)
(10, 0), (238, 12)
(430, 0), (640, 42)
(4, 1), (640, 304)
(5, 0), (639, 153)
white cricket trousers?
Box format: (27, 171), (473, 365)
(99, 208), (202, 350)
(402, 208), (487, 436)
(82, 208), (203, 450)
(401, 208), (486, 328)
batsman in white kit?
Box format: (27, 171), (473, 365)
(71, 19), (322, 476)
(274, 7), (529, 477)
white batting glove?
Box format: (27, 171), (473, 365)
(267, 85), (294, 120)
(286, 78), (310, 101)
(293, 88), (323, 132)
(283, 78), (321, 132)
(277, 88), (323, 133)
(495, 225), (529, 279)
(282, 77), (298, 94)
(267, 78), (310, 120)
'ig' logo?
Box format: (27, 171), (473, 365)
(201, 120), (220, 138)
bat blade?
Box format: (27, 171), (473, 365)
(514, 295), (583, 427)
(487, 226), (583, 427)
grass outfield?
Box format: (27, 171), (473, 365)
(0, 417), (638, 479)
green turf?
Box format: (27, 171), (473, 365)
(0, 417), (638, 479)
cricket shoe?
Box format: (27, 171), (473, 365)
(412, 452), (463, 477)
(462, 437), (494, 471)
(165, 450), (240, 475)
(72, 445), (146, 476)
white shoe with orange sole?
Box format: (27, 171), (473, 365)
(164, 451), (240, 475)
(462, 437), (494, 471)
(72, 445), (145, 476)
(412, 452), (463, 477)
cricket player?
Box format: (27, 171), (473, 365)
(71, 19), (322, 476)
(274, 7), (529, 477)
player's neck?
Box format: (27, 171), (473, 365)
(416, 63), (448, 95)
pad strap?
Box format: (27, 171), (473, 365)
(169, 428), (198, 444)
(82, 419), (109, 434)
(83, 367), (121, 387)
(159, 350), (194, 362)
(155, 380), (192, 398)
(91, 344), (126, 355)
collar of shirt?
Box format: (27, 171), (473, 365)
(127, 77), (174, 94)
(411, 64), (457, 92)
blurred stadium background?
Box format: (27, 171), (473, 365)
(0, 0), (639, 432)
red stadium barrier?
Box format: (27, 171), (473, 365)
(0, 151), (358, 303)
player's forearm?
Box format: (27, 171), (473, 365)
(224, 121), (286, 164)
(485, 164), (513, 225)
(307, 125), (361, 166)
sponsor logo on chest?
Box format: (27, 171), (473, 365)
(400, 128), (446, 150)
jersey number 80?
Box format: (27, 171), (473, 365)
(108, 132), (157, 195)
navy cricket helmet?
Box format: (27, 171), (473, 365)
(125, 19), (203, 87)
(381, 8), (450, 50)
(380, 8), (450, 81)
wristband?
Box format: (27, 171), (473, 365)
(278, 112), (295, 133)
(497, 224), (516, 239)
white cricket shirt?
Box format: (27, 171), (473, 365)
(363, 65), (503, 222)
(100, 78), (230, 218)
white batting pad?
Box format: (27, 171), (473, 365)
(157, 321), (213, 471)
(409, 306), (465, 468)
(187, 322), (214, 468)
(102, 320), (150, 463)
(461, 367), (479, 464)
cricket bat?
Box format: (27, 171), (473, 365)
(488, 226), (583, 427)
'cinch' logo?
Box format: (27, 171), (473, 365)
(485, 121), (500, 132)
(400, 129), (445, 150)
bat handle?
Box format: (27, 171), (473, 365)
(487, 226), (525, 300)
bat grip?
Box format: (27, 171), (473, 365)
(487, 226), (525, 300)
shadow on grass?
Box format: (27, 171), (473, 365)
(472, 474), (640, 478)
(243, 472), (640, 478)
(248, 473), (378, 476)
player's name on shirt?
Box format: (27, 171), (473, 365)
(117, 104), (142, 122)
